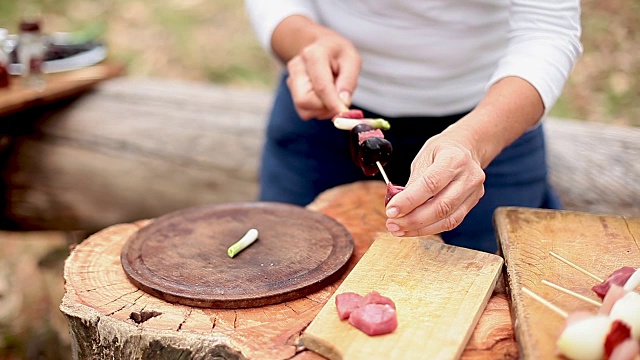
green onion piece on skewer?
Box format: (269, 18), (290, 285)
(333, 117), (391, 131)
(228, 228), (259, 258)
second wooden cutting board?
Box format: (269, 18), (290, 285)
(494, 206), (640, 359)
(301, 233), (503, 360)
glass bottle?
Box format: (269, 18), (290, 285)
(17, 17), (46, 88)
(0, 28), (10, 89)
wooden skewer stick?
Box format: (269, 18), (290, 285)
(376, 161), (390, 185)
(522, 286), (568, 318)
(542, 279), (603, 307)
(549, 251), (604, 283)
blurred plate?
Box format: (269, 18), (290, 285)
(7, 32), (108, 75)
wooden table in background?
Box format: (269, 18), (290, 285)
(60, 181), (517, 360)
(0, 62), (125, 117)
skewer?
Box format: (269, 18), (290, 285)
(376, 161), (390, 185)
(541, 279), (602, 307)
(522, 286), (568, 318)
(549, 251), (604, 283)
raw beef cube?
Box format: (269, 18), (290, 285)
(385, 183), (405, 206)
(592, 266), (635, 299)
(605, 320), (632, 359)
(348, 303), (398, 336)
(360, 290), (396, 309)
(357, 129), (385, 144)
(335, 292), (364, 320)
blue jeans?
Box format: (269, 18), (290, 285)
(259, 75), (561, 253)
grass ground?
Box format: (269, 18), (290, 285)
(1, 0), (638, 126)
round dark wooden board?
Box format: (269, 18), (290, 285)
(120, 202), (354, 308)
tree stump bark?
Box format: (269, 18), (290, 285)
(60, 181), (516, 359)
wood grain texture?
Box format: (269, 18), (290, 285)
(494, 206), (640, 360)
(301, 233), (503, 360)
(121, 202), (353, 308)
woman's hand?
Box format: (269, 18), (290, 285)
(286, 36), (360, 120)
(384, 128), (486, 237)
(384, 77), (546, 238)
(272, 16), (361, 120)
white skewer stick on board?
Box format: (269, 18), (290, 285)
(541, 280), (602, 307)
(549, 251), (604, 283)
(522, 286), (568, 318)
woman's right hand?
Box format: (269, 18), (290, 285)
(273, 16), (361, 120)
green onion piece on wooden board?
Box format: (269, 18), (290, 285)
(228, 228), (259, 258)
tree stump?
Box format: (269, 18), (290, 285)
(60, 181), (517, 359)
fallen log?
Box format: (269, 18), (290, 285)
(1, 77), (638, 231)
(544, 118), (640, 216)
(1, 78), (271, 231)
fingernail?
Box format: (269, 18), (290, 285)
(339, 91), (351, 104)
(386, 207), (399, 218)
(391, 231), (405, 237)
(386, 223), (400, 232)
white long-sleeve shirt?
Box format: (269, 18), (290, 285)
(245, 0), (582, 117)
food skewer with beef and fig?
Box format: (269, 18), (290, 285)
(332, 109), (405, 206)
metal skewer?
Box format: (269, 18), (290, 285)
(376, 161), (390, 185)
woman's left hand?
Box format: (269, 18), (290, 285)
(384, 76), (547, 237)
(384, 128), (486, 237)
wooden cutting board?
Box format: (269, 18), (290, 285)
(300, 232), (504, 360)
(121, 202), (353, 308)
(494, 206), (640, 359)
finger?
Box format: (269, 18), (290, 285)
(388, 190), (483, 237)
(386, 158), (456, 218)
(286, 57), (329, 119)
(387, 175), (481, 232)
(333, 50), (361, 109)
(301, 46), (346, 116)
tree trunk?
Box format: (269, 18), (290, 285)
(59, 181), (517, 359)
(2, 78), (271, 232)
(2, 78), (639, 232)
